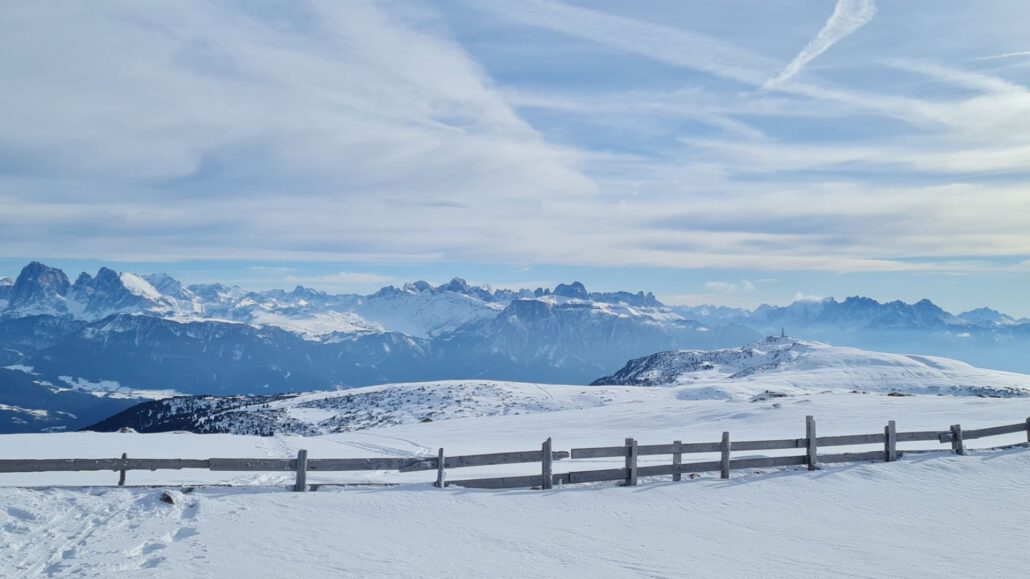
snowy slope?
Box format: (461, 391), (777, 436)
(89, 381), (654, 436)
(88, 338), (1030, 437)
(594, 335), (1030, 398)
(3, 392), (1030, 577)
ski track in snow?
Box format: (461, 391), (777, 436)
(321, 432), (431, 459)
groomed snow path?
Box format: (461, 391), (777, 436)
(2, 448), (1029, 578)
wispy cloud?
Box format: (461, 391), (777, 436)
(971, 51), (1030, 61)
(888, 59), (1027, 95)
(2, 0), (1030, 296)
(286, 272), (396, 286)
(764, 0), (877, 90)
(459, 0), (779, 86)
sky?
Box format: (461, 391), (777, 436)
(2, 1), (1030, 315)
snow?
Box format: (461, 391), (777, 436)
(352, 290), (504, 338)
(56, 376), (178, 400)
(598, 336), (1030, 398)
(1, 452), (1029, 577)
(118, 272), (164, 301)
(92, 338), (1030, 439)
(4, 342), (1030, 576)
(2, 391), (1030, 576)
(0, 404), (48, 418)
(247, 310), (382, 339)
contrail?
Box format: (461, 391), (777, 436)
(764, 0), (877, 91)
(970, 51), (1030, 62)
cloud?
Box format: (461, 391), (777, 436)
(248, 266), (298, 273)
(703, 280), (756, 294)
(0, 0), (594, 263)
(286, 272), (396, 286)
(2, 0), (1030, 284)
(888, 59), (1027, 95)
(459, 0), (779, 86)
(971, 51), (1030, 62)
(663, 279), (766, 307)
(764, 0), (877, 90)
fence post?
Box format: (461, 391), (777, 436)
(672, 440), (682, 482)
(950, 424), (965, 456)
(1026, 417), (1030, 443)
(294, 449), (308, 492)
(885, 420), (897, 462)
(541, 438), (554, 490)
(435, 448), (446, 488)
(625, 438), (638, 486)
(806, 415), (818, 470)
(118, 452), (127, 486)
(720, 432), (731, 479)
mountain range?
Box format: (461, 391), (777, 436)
(2, 260), (1030, 433)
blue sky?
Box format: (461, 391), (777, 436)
(2, 1), (1030, 315)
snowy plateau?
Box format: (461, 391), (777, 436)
(3, 377), (1030, 577)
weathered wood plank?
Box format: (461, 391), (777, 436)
(731, 438), (804, 451)
(625, 438), (638, 486)
(806, 415), (817, 470)
(962, 422), (1028, 440)
(398, 450), (570, 472)
(118, 453), (127, 486)
(720, 432), (731, 480)
(680, 460), (722, 474)
(637, 442), (722, 455)
(294, 449), (308, 492)
(310, 458), (427, 471)
(816, 433), (886, 447)
(0, 458), (213, 473)
(125, 459), (211, 470)
(729, 455), (807, 469)
(209, 458), (295, 472)
(672, 440), (682, 482)
(559, 468), (629, 484)
(570, 446), (625, 459)
(0, 458), (127, 473)
(434, 448), (445, 488)
(885, 420), (897, 462)
(895, 430), (950, 442)
(817, 450), (884, 463)
(951, 424), (965, 455)
(637, 464), (677, 477)
(574, 441), (721, 458)
(447, 451), (541, 468)
(446, 474), (543, 489)
(541, 438), (553, 490)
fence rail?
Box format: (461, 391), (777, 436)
(1, 416), (1028, 491)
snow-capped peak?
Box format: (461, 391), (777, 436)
(119, 272), (163, 301)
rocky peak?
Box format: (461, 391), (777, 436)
(553, 281), (588, 299)
(6, 261), (71, 313)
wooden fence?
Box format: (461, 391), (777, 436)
(1, 416), (1029, 491)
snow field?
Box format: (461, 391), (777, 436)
(3, 391), (1030, 576)
(2, 448), (1029, 577)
